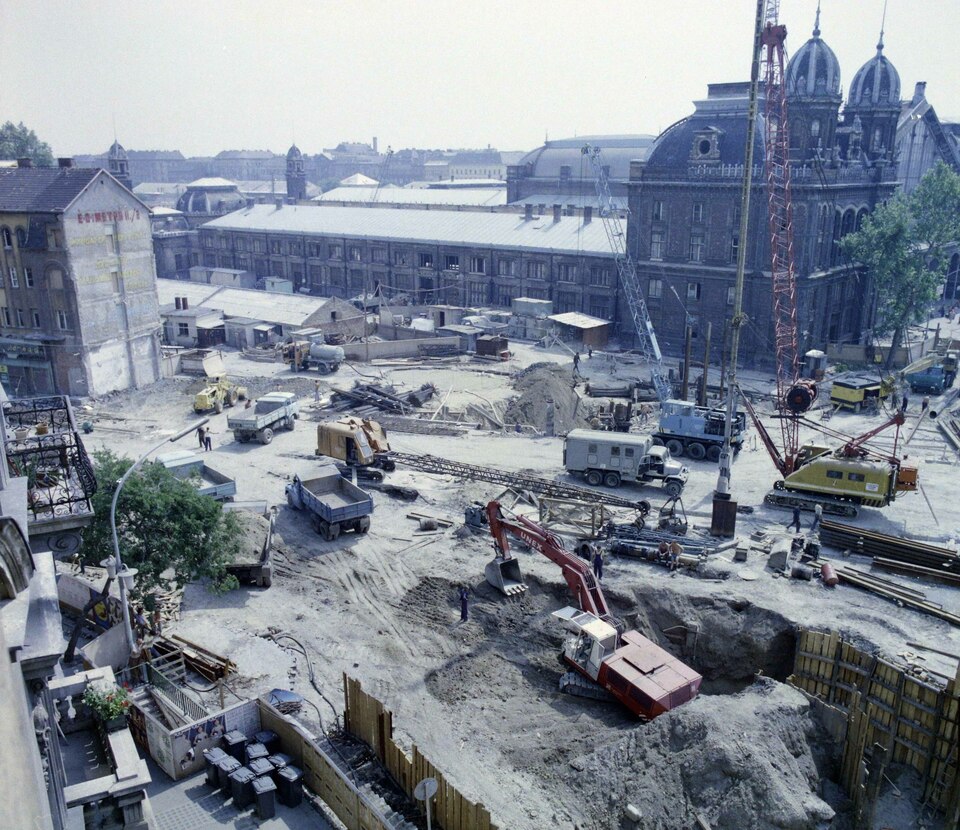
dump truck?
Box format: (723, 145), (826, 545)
(563, 429), (688, 496)
(227, 392), (300, 445)
(193, 377), (247, 414)
(654, 400), (747, 461)
(315, 416), (395, 470)
(906, 365), (949, 395)
(224, 507), (275, 588)
(284, 467), (373, 541)
(282, 340), (345, 374)
(155, 450), (236, 501)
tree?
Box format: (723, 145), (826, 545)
(79, 450), (242, 601)
(0, 121), (54, 166)
(842, 162), (960, 369)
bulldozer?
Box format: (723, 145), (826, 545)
(315, 416), (395, 470)
(193, 376), (247, 414)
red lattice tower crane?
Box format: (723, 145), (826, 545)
(759, 1), (817, 475)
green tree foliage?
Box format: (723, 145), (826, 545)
(0, 121), (54, 166)
(80, 450), (241, 599)
(842, 162), (960, 368)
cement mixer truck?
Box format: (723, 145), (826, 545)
(281, 340), (345, 375)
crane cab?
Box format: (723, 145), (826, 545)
(552, 607), (618, 681)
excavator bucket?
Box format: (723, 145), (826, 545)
(484, 556), (526, 596)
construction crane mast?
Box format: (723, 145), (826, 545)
(582, 145), (672, 402)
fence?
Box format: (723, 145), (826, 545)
(789, 628), (960, 824)
(343, 675), (497, 830)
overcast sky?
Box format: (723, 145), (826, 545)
(1, 1), (957, 158)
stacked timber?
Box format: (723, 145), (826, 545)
(819, 521), (960, 575)
(835, 566), (960, 627)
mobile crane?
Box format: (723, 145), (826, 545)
(582, 145), (747, 461)
(485, 501), (702, 719)
(741, 2), (919, 518)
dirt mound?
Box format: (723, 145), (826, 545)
(564, 678), (840, 830)
(503, 363), (591, 434)
(230, 510), (276, 565)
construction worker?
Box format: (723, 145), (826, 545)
(658, 540), (670, 565)
(787, 505), (802, 533)
(592, 547), (604, 581)
(204, 431), (213, 452)
(314, 379), (321, 402)
(573, 351), (581, 378)
(458, 586), (470, 622)
(196, 425), (206, 449)
(668, 540), (683, 571)
(811, 503), (823, 533)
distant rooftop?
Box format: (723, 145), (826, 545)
(0, 167), (100, 212)
(202, 203), (615, 256)
(316, 185), (506, 207)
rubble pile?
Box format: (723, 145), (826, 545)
(503, 363), (591, 434)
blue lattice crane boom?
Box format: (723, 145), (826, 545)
(582, 144), (672, 403)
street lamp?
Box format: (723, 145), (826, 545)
(109, 417), (209, 662)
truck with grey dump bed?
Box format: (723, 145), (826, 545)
(563, 429), (688, 496)
(285, 465), (373, 541)
(227, 392), (300, 445)
(155, 449), (237, 501)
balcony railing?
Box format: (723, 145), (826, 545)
(3, 395), (97, 532)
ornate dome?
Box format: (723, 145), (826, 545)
(175, 178), (245, 215)
(848, 38), (900, 108)
(107, 140), (128, 160)
(785, 11), (841, 99)
(286, 143), (302, 160)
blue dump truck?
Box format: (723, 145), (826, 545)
(154, 450), (237, 501)
(284, 466), (373, 541)
(906, 365), (949, 396)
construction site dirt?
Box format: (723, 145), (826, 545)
(79, 341), (960, 830)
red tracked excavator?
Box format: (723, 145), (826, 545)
(485, 501), (702, 719)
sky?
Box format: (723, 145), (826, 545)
(1, 0), (958, 158)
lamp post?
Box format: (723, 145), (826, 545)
(109, 417), (209, 661)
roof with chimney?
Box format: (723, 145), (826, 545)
(0, 167), (101, 212)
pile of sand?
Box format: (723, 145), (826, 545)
(503, 363), (592, 435)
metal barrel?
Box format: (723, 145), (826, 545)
(820, 562), (839, 587)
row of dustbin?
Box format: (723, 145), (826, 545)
(202, 728), (304, 820)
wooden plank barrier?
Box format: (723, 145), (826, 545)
(789, 628), (960, 821)
(344, 674), (497, 830)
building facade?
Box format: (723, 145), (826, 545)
(0, 162), (162, 397)
(625, 15), (900, 365)
(195, 203), (619, 317)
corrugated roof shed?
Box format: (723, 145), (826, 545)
(155, 279), (224, 307)
(203, 204), (615, 256)
(0, 168), (99, 212)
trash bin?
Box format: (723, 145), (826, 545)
(267, 752), (293, 772)
(249, 757), (274, 779)
(203, 747), (227, 788)
(252, 775), (278, 820)
(277, 765), (303, 808)
(254, 729), (279, 753)
(216, 756), (241, 791)
(229, 766), (257, 809)
(245, 742), (269, 765)
(223, 730), (247, 762)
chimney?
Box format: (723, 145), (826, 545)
(182, 297), (189, 310)
(584, 206), (593, 224)
(567, 204), (575, 216)
(552, 204), (561, 223)
(245, 198), (255, 209)
(275, 197), (283, 209)
(372, 136), (379, 154)
(524, 203), (534, 221)
(175, 297), (182, 310)
(538, 203), (546, 216)
(912, 81), (927, 104)
(17, 157), (32, 168)
(57, 157), (74, 168)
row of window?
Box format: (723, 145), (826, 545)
(0, 306), (69, 330)
(645, 278), (735, 305)
(3, 264), (36, 288)
(648, 230), (738, 264)
(650, 200), (723, 225)
(2, 224), (65, 251)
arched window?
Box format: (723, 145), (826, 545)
(856, 208), (869, 231)
(810, 119), (821, 138)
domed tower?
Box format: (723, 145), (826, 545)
(785, 7), (842, 162)
(842, 31), (901, 163)
(286, 143), (306, 201)
(107, 140), (133, 191)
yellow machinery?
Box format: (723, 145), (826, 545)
(315, 416), (394, 470)
(193, 377), (247, 414)
(829, 376), (894, 412)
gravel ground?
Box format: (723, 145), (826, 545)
(75, 339), (960, 830)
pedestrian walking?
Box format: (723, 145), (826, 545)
(314, 380), (321, 402)
(811, 503), (823, 533)
(901, 393), (909, 412)
(573, 351), (581, 377)
(592, 548), (603, 581)
(204, 432), (213, 452)
(196, 425), (206, 448)
(787, 505), (802, 533)
(458, 586), (469, 622)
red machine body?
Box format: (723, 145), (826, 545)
(485, 501), (702, 719)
